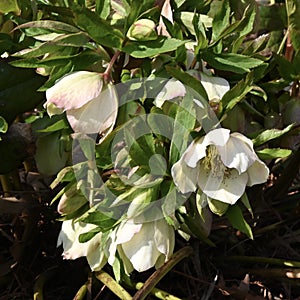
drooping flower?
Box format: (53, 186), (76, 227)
(45, 71), (118, 136)
(171, 128), (269, 205)
(154, 71), (230, 109)
(57, 220), (107, 271)
(108, 217), (175, 273)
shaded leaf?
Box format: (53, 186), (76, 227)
(256, 148), (292, 160)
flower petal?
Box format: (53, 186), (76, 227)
(183, 138), (207, 168)
(198, 164), (248, 204)
(154, 219), (174, 259)
(46, 71), (103, 110)
(246, 159), (269, 186)
(219, 134), (257, 174)
(67, 84), (118, 134)
(154, 79), (186, 108)
(121, 222), (161, 272)
(200, 72), (230, 101)
(115, 220), (142, 244)
(171, 156), (198, 193)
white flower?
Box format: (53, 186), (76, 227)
(45, 71), (118, 136)
(57, 220), (107, 271)
(154, 71), (230, 109)
(108, 218), (175, 273)
(171, 128), (269, 205)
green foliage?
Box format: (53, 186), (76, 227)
(2, 1), (300, 298)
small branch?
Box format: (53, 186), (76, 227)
(132, 246), (193, 300)
(95, 270), (132, 300)
(103, 50), (121, 83)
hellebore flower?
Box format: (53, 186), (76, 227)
(171, 128), (269, 205)
(154, 71), (230, 109)
(108, 218), (175, 273)
(45, 71), (118, 136)
(126, 19), (158, 41)
(57, 220), (107, 271)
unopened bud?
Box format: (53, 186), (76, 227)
(127, 19), (157, 41)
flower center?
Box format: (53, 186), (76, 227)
(201, 145), (229, 179)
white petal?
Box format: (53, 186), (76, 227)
(121, 222), (161, 272)
(86, 237), (107, 271)
(219, 134), (257, 174)
(57, 221), (99, 260)
(154, 219), (175, 258)
(246, 160), (269, 186)
(203, 128), (230, 147)
(171, 157), (198, 193)
(198, 164), (248, 204)
(115, 220), (142, 244)
(183, 138), (207, 168)
(67, 84), (118, 134)
(200, 72), (230, 101)
(154, 79), (186, 108)
(46, 71), (103, 110)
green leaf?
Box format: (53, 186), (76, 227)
(202, 52), (264, 74)
(37, 119), (69, 133)
(221, 72), (254, 113)
(241, 34), (270, 55)
(252, 124), (294, 146)
(0, 0), (20, 14)
(286, 0), (300, 52)
(78, 227), (102, 243)
(122, 37), (186, 58)
(0, 116), (8, 134)
(226, 204), (253, 239)
(72, 5), (123, 49)
(96, 0), (111, 19)
(211, 0), (230, 42)
(240, 193), (253, 218)
(165, 66), (208, 101)
(274, 53), (299, 81)
(169, 92), (196, 165)
(81, 211), (116, 231)
(256, 148), (292, 160)
(15, 20), (80, 35)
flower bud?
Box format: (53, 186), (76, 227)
(126, 19), (157, 41)
(208, 198), (229, 216)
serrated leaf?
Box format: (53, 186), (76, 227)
(72, 5), (123, 48)
(15, 21), (80, 34)
(252, 124), (294, 146)
(212, 0), (230, 41)
(226, 204), (253, 239)
(202, 52), (264, 74)
(256, 148), (292, 160)
(122, 37), (186, 58)
(222, 72), (254, 112)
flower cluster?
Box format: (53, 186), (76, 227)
(49, 68), (269, 273)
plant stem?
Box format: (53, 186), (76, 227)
(132, 246), (193, 300)
(135, 282), (182, 300)
(103, 50), (121, 83)
(95, 270), (132, 300)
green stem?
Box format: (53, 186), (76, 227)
(73, 284), (88, 300)
(135, 282), (182, 300)
(132, 246), (193, 300)
(95, 270), (132, 300)
(217, 255), (300, 268)
(0, 174), (11, 196)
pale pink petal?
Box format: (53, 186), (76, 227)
(46, 71), (103, 111)
(66, 84), (118, 134)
